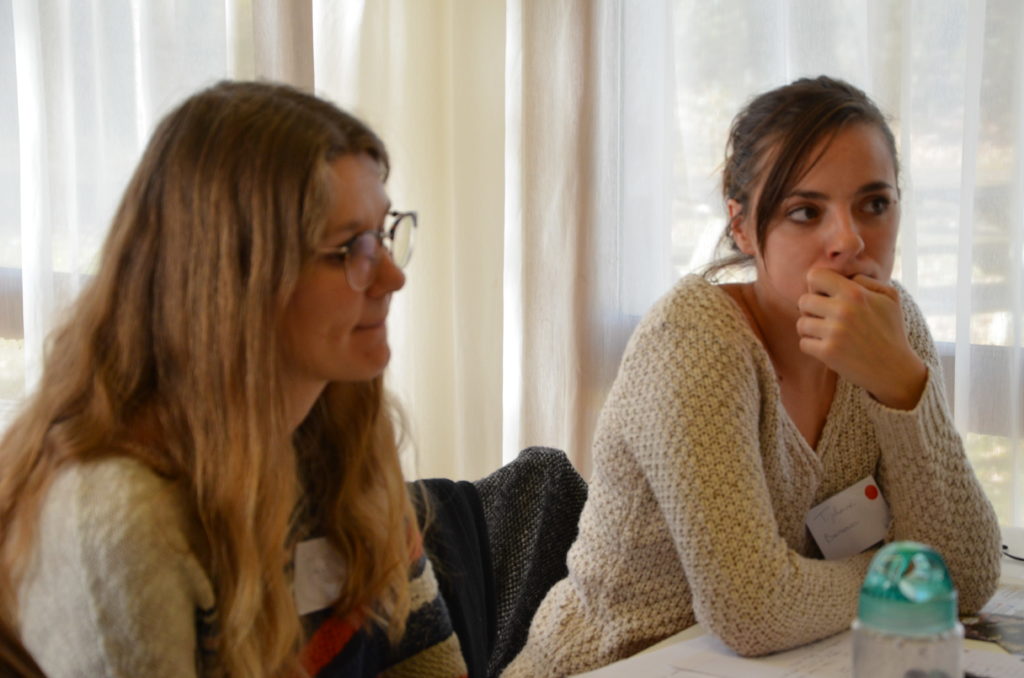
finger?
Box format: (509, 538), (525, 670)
(797, 291), (833, 319)
(805, 267), (849, 297)
(798, 335), (828, 362)
(852, 274), (899, 302)
(795, 315), (829, 340)
(799, 328), (846, 365)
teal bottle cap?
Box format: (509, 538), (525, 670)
(857, 541), (958, 636)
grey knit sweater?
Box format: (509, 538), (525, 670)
(502, 274), (1001, 677)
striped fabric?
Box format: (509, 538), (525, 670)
(299, 543), (468, 678)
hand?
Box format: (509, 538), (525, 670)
(796, 269), (927, 410)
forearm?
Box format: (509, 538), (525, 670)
(871, 369), (1001, 611)
(686, 532), (872, 656)
(636, 388), (871, 656)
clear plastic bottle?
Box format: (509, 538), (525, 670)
(852, 541), (963, 678)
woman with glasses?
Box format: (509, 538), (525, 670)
(503, 76), (1001, 677)
(0, 81), (466, 677)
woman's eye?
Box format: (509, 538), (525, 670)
(349, 231), (382, 258)
(325, 249), (348, 264)
(863, 196), (892, 216)
(787, 206), (819, 223)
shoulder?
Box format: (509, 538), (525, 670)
(36, 455), (211, 602)
(645, 274), (740, 322)
(21, 456), (214, 677)
(44, 456), (195, 556)
(605, 275), (764, 419)
(622, 274), (755, 369)
(633, 275), (747, 341)
(57, 454), (178, 502)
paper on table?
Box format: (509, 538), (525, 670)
(966, 581), (1024, 656)
(571, 630), (1024, 678)
(981, 581), (1024, 617)
(572, 632), (849, 678)
(964, 647), (1024, 677)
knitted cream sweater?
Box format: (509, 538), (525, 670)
(18, 457), (468, 678)
(20, 458), (217, 677)
(502, 274), (1001, 677)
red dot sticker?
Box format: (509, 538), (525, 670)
(865, 484), (879, 500)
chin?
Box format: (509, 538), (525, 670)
(352, 349), (392, 382)
(335, 368), (388, 385)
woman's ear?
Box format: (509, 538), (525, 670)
(727, 199), (757, 256)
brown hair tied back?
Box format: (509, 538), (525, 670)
(709, 75), (899, 276)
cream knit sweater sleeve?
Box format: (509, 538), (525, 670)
(865, 285), (1001, 612)
(19, 457), (216, 678)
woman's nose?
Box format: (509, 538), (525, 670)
(368, 249), (406, 296)
(827, 212), (865, 261)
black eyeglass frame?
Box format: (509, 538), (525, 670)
(317, 210), (417, 291)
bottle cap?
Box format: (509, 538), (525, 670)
(857, 541), (958, 636)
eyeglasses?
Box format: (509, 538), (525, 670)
(318, 210), (417, 291)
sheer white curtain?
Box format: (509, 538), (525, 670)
(2, 1), (232, 420)
(1, 0), (325, 399)
(6, 1), (1024, 526)
(309, 0), (506, 482)
(0, 0), (319, 435)
(502, 0), (675, 478)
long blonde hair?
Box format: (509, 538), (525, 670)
(0, 81), (417, 677)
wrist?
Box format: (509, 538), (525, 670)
(870, 359), (928, 410)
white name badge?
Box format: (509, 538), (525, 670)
(293, 537), (345, 616)
(805, 476), (890, 560)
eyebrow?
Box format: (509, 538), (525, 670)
(328, 220), (364, 241)
(326, 202), (393, 241)
(787, 181), (896, 201)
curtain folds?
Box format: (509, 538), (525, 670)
(4, 0), (1024, 525)
(311, 0), (506, 481)
(503, 0), (675, 476)
(503, 0), (603, 475)
(3, 0), (232, 404)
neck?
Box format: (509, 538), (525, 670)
(285, 378), (327, 434)
(740, 284), (831, 385)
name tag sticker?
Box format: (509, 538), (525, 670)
(294, 537), (344, 616)
(805, 476), (890, 560)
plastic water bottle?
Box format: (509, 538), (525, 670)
(852, 541), (963, 678)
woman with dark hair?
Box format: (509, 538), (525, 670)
(503, 76), (1000, 676)
(0, 81), (467, 677)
